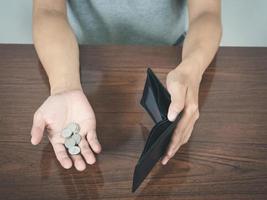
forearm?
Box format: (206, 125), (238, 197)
(178, 12), (222, 78)
(33, 8), (81, 95)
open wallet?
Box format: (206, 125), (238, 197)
(132, 68), (183, 192)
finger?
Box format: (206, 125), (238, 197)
(180, 85), (199, 144)
(182, 110), (199, 144)
(70, 154), (86, 171)
(168, 110), (192, 150)
(162, 109), (199, 165)
(79, 138), (96, 165)
(162, 109), (195, 165)
(87, 130), (102, 154)
(183, 125), (194, 145)
(51, 143), (72, 169)
(161, 131), (183, 165)
(162, 153), (174, 165)
(167, 83), (187, 121)
(31, 111), (46, 145)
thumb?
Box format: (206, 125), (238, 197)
(31, 111), (46, 145)
(167, 100), (185, 121)
(167, 83), (187, 121)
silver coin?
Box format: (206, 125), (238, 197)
(61, 128), (73, 138)
(74, 123), (80, 133)
(67, 122), (80, 133)
(72, 133), (81, 145)
(73, 126), (80, 134)
(68, 146), (81, 155)
(64, 137), (76, 149)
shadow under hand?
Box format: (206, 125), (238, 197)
(58, 162), (104, 200)
(41, 143), (104, 200)
(40, 142), (54, 180)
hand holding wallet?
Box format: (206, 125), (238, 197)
(132, 68), (183, 192)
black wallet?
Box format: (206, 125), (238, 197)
(132, 68), (182, 192)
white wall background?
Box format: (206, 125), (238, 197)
(220, 0), (267, 46)
(0, 0), (266, 46)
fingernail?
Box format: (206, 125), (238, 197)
(95, 145), (102, 154)
(31, 138), (37, 145)
(87, 158), (96, 165)
(162, 157), (168, 165)
(63, 162), (72, 169)
(168, 111), (177, 121)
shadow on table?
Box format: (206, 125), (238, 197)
(83, 67), (140, 152)
(40, 143), (104, 200)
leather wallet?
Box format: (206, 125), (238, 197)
(132, 68), (182, 192)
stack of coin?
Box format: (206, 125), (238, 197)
(61, 122), (81, 155)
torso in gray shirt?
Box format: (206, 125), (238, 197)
(67, 0), (187, 45)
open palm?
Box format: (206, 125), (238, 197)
(30, 90), (101, 171)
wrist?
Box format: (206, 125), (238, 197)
(175, 59), (206, 83)
(50, 77), (82, 95)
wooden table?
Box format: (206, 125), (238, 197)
(0, 45), (267, 200)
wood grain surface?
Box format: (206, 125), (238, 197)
(0, 44), (267, 200)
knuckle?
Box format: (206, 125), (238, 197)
(81, 144), (89, 149)
(86, 134), (93, 141)
(83, 149), (93, 155)
(80, 141), (89, 149)
(172, 132), (181, 142)
(186, 103), (199, 115)
(57, 150), (67, 159)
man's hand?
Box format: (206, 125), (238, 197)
(160, 0), (222, 165)
(161, 64), (201, 165)
(30, 90), (101, 171)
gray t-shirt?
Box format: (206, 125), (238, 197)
(67, 0), (187, 45)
